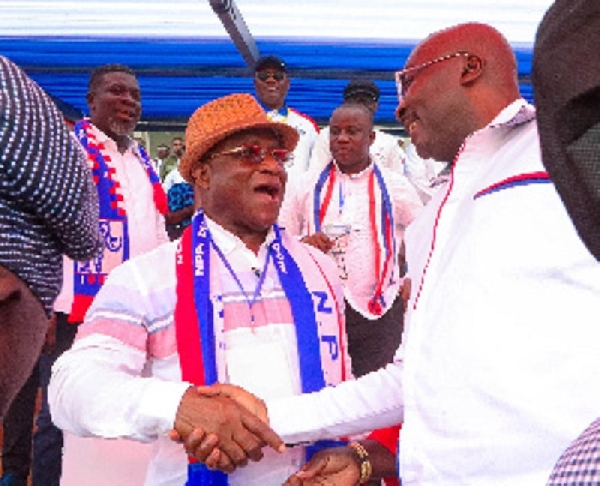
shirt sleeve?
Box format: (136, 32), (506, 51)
(48, 258), (189, 442)
(54, 133), (102, 261)
(308, 128), (332, 174)
(388, 171), (424, 231)
(279, 174), (311, 238)
(0, 56), (102, 261)
(266, 350), (405, 445)
(380, 132), (405, 174)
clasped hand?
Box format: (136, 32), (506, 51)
(172, 383), (283, 473)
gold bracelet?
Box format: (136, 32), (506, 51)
(349, 441), (373, 484)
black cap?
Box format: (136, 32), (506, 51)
(343, 79), (380, 101)
(254, 55), (286, 73)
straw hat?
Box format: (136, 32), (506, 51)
(180, 93), (299, 183)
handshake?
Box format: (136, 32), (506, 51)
(171, 383), (373, 485)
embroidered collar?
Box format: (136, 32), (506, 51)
(487, 99), (536, 129)
(332, 158), (375, 180)
(259, 101), (289, 120)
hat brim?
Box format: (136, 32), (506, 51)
(180, 121), (299, 184)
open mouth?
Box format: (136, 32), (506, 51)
(118, 109), (135, 120)
(254, 183), (280, 199)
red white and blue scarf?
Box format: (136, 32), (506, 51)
(69, 120), (167, 322)
(313, 161), (396, 316)
(174, 211), (347, 485)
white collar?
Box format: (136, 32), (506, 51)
(204, 214), (276, 257)
(487, 98), (536, 129)
(332, 158), (374, 180)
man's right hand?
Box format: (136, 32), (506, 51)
(173, 387), (285, 471)
(301, 232), (334, 253)
(284, 447), (360, 485)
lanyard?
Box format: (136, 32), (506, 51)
(210, 240), (270, 324)
(190, 211), (325, 389)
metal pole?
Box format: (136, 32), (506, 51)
(208, 0), (260, 68)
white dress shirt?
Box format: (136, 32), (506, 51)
(280, 161), (422, 318)
(268, 100), (600, 485)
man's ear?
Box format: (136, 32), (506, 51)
(192, 162), (211, 190)
(368, 129), (376, 146)
(460, 55), (484, 85)
(86, 92), (95, 112)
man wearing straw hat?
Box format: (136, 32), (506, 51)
(49, 93), (352, 485)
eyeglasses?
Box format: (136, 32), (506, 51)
(255, 72), (286, 82)
(395, 52), (471, 100)
(207, 144), (291, 167)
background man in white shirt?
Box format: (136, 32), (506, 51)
(36, 63), (169, 486)
(280, 102), (422, 377)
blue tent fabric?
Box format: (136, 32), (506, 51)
(0, 35), (534, 127)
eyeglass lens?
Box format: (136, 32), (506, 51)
(240, 145), (290, 165)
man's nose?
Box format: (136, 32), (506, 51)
(336, 131), (351, 142)
(121, 91), (139, 105)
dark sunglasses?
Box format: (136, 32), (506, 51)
(255, 72), (286, 82)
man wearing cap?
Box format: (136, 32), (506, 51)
(49, 93), (352, 485)
(309, 79), (406, 175)
(253, 55), (320, 178)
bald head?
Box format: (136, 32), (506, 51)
(415, 23), (519, 99)
(396, 23), (521, 163)
(330, 102), (374, 127)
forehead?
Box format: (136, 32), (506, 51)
(98, 71), (139, 88)
(330, 106), (371, 125)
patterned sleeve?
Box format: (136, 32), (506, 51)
(167, 182), (195, 213)
(0, 55), (101, 261)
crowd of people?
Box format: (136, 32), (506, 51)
(1, 1), (599, 485)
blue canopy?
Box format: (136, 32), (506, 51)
(0, 0), (550, 128)
(0, 35), (535, 128)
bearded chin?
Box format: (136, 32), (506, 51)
(108, 118), (136, 137)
